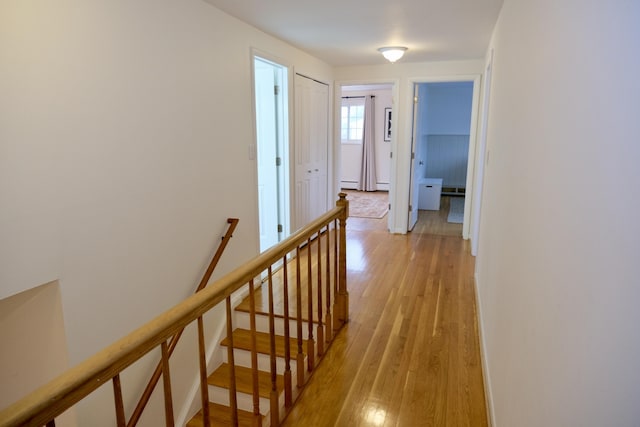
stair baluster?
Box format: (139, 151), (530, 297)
(316, 231), (324, 357)
(225, 297), (239, 426)
(325, 224), (333, 343)
(160, 340), (175, 426)
(333, 219), (340, 333)
(248, 279), (262, 426)
(113, 374), (125, 427)
(197, 316), (211, 427)
(337, 193), (350, 328)
(282, 256), (293, 408)
(306, 237), (315, 371)
(267, 267), (279, 426)
(295, 247), (305, 389)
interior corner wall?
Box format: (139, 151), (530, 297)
(0, 281), (75, 426)
(475, 1), (640, 426)
(0, 1), (332, 424)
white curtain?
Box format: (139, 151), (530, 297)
(359, 95), (377, 191)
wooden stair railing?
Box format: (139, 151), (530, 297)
(127, 217), (239, 427)
(0, 193), (349, 427)
(188, 195), (349, 427)
(190, 218), (345, 427)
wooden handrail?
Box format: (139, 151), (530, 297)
(0, 195), (349, 427)
(127, 217), (239, 427)
(196, 218), (240, 293)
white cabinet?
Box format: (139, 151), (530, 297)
(418, 178), (443, 210)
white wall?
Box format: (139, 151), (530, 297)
(421, 82), (474, 187)
(475, 1), (640, 426)
(414, 84), (429, 181)
(335, 60), (483, 233)
(0, 1), (332, 424)
(340, 87), (392, 190)
(423, 82), (473, 135)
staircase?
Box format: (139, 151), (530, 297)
(0, 194), (349, 427)
(187, 298), (323, 427)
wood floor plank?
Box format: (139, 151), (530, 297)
(280, 197), (487, 427)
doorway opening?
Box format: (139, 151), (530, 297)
(408, 81), (476, 233)
(339, 84), (393, 226)
(253, 56), (289, 252)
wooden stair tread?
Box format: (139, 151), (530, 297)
(221, 328), (307, 358)
(234, 306), (317, 323)
(186, 402), (259, 427)
(208, 363), (284, 398)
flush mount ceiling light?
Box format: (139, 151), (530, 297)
(378, 46), (408, 63)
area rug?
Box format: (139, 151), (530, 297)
(343, 190), (388, 219)
(448, 197), (465, 223)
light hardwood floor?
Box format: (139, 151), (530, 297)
(280, 196), (488, 427)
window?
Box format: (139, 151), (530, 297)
(341, 98), (365, 144)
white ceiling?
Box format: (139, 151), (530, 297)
(202, 0), (504, 66)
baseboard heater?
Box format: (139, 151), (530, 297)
(442, 187), (465, 195)
(340, 181), (389, 191)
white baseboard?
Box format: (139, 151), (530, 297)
(341, 181), (359, 190)
(474, 272), (496, 427)
(340, 182), (390, 191)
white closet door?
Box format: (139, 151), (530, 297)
(310, 80), (328, 220)
(294, 74), (329, 231)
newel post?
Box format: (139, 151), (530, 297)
(335, 192), (349, 328)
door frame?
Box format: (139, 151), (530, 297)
(405, 74), (481, 238)
(250, 48), (293, 252)
(471, 50), (494, 256)
(407, 83), (421, 231)
(335, 79), (400, 232)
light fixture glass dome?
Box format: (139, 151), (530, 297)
(378, 46), (408, 63)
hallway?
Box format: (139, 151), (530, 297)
(282, 204), (487, 426)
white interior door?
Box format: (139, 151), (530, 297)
(294, 74), (329, 231)
(408, 84), (421, 231)
(255, 57), (284, 252)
